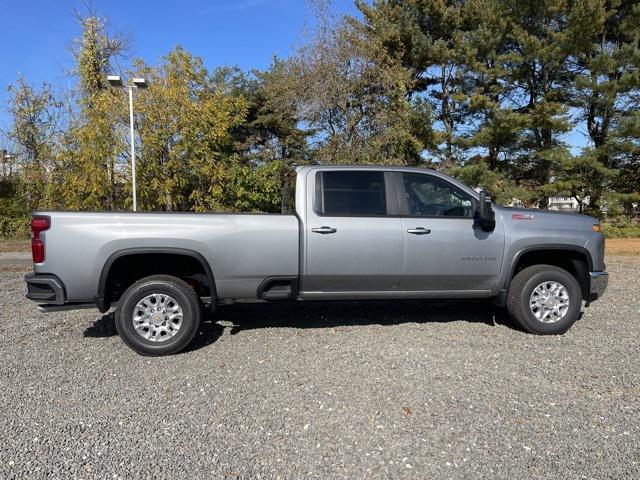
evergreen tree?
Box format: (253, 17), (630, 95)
(567, 0), (640, 216)
(356, 0), (467, 166)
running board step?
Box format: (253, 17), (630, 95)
(257, 277), (298, 301)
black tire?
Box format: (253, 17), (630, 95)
(115, 275), (202, 356)
(507, 264), (582, 335)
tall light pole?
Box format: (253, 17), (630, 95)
(107, 75), (148, 211)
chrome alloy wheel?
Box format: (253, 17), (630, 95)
(529, 281), (570, 323)
(132, 293), (184, 342)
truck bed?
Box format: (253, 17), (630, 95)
(33, 211), (299, 302)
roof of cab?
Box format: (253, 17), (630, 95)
(294, 164), (438, 174)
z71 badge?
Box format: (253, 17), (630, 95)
(512, 213), (535, 220)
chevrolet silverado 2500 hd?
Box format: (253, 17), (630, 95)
(25, 166), (608, 355)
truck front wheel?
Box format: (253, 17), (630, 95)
(507, 265), (582, 335)
(115, 275), (202, 356)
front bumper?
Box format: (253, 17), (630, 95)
(588, 271), (608, 302)
(25, 273), (66, 305)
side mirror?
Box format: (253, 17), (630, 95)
(475, 191), (496, 232)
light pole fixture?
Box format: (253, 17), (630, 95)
(1, 150), (17, 178)
(132, 78), (148, 89)
(107, 75), (123, 87)
(107, 74), (148, 212)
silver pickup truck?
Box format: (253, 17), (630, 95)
(25, 165), (608, 355)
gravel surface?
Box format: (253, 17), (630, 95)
(1, 256), (638, 479)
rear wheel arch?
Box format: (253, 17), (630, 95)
(95, 247), (217, 313)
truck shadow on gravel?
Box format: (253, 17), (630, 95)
(84, 300), (523, 353)
(220, 300), (521, 334)
(83, 312), (117, 338)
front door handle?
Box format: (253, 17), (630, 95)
(407, 227), (431, 235)
(312, 226), (337, 234)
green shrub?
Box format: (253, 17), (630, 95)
(601, 219), (640, 238)
(0, 215), (31, 239)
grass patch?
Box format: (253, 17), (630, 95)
(606, 238), (640, 256)
(0, 240), (30, 253)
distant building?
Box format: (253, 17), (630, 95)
(548, 196), (583, 213)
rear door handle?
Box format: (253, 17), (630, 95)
(407, 227), (431, 235)
(312, 226), (337, 234)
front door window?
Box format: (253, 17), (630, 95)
(401, 173), (474, 217)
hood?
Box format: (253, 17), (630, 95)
(495, 206), (598, 229)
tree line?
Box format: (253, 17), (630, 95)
(2, 0), (640, 236)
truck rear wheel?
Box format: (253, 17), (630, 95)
(115, 275), (202, 356)
(507, 264), (582, 335)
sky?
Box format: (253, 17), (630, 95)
(0, 0), (359, 134)
(0, 0), (587, 152)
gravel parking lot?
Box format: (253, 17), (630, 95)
(1, 256), (638, 479)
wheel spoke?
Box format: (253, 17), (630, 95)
(134, 323), (152, 339)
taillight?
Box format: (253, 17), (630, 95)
(31, 216), (50, 263)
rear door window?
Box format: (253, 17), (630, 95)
(318, 171), (387, 216)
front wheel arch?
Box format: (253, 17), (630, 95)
(506, 246), (592, 301)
